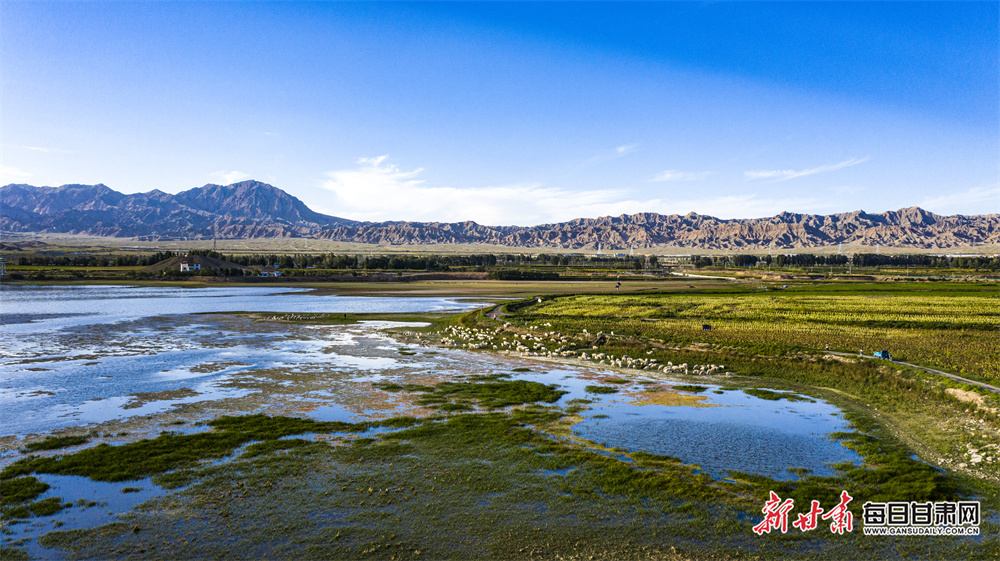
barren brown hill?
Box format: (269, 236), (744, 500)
(3, 182), (997, 249)
(316, 207), (1000, 250)
(1, 181), (355, 239)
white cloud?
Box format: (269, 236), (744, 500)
(615, 144), (638, 156)
(318, 156), (837, 225)
(745, 157), (870, 182)
(0, 165), (33, 182)
(919, 185), (1000, 215)
(320, 155), (615, 225)
(210, 170), (251, 184)
(587, 143), (638, 164)
(651, 170), (712, 182)
(18, 145), (72, 154)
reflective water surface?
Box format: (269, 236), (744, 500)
(1, 285), (480, 436)
(1, 285), (863, 554)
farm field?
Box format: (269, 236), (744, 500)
(503, 283), (999, 382)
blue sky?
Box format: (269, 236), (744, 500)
(2, 1), (997, 225)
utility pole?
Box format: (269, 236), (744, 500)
(0, 257), (7, 276)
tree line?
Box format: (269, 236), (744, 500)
(692, 253), (999, 270)
(8, 249), (998, 271)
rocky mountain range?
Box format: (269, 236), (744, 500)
(2, 181), (997, 249)
(0, 181), (355, 239)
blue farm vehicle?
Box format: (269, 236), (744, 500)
(873, 350), (892, 360)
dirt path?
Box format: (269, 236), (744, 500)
(485, 304), (508, 320)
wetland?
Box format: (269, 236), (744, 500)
(1, 283), (997, 559)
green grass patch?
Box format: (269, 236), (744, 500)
(373, 382), (435, 393)
(743, 388), (815, 402)
(0, 415), (388, 483)
(464, 373), (513, 382)
(414, 380), (568, 410)
(21, 434), (90, 452)
(672, 385), (708, 393)
(0, 547), (32, 561)
(3, 497), (67, 520)
(584, 385), (618, 394)
(1, 476), (50, 506)
(14, 404), (995, 560)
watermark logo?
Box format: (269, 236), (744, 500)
(753, 491), (980, 537)
(753, 490), (853, 535)
(753, 491), (795, 535)
(861, 500), (981, 536)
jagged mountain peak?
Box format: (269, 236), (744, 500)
(1, 182), (996, 249)
(1, 182), (355, 238)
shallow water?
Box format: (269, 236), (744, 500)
(4, 474), (167, 560)
(0, 285), (480, 437)
(2, 285), (862, 484)
(0, 285), (871, 555)
(571, 389), (858, 480)
(0, 284), (471, 335)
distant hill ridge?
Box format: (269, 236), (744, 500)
(0, 181), (356, 239)
(2, 181), (997, 249)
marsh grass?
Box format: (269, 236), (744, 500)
(673, 385), (709, 393)
(743, 388), (815, 402)
(38, 408), (746, 559)
(376, 378), (565, 411)
(417, 380), (567, 410)
(3, 497), (66, 520)
(29, 406), (995, 560)
(0, 547), (31, 561)
(6, 283), (999, 558)
(0, 476), (49, 506)
(373, 382), (435, 393)
(4, 373), (991, 557)
(0, 379), (567, 486)
(20, 435), (90, 453)
(0, 415), (390, 483)
(584, 385), (618, 394)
